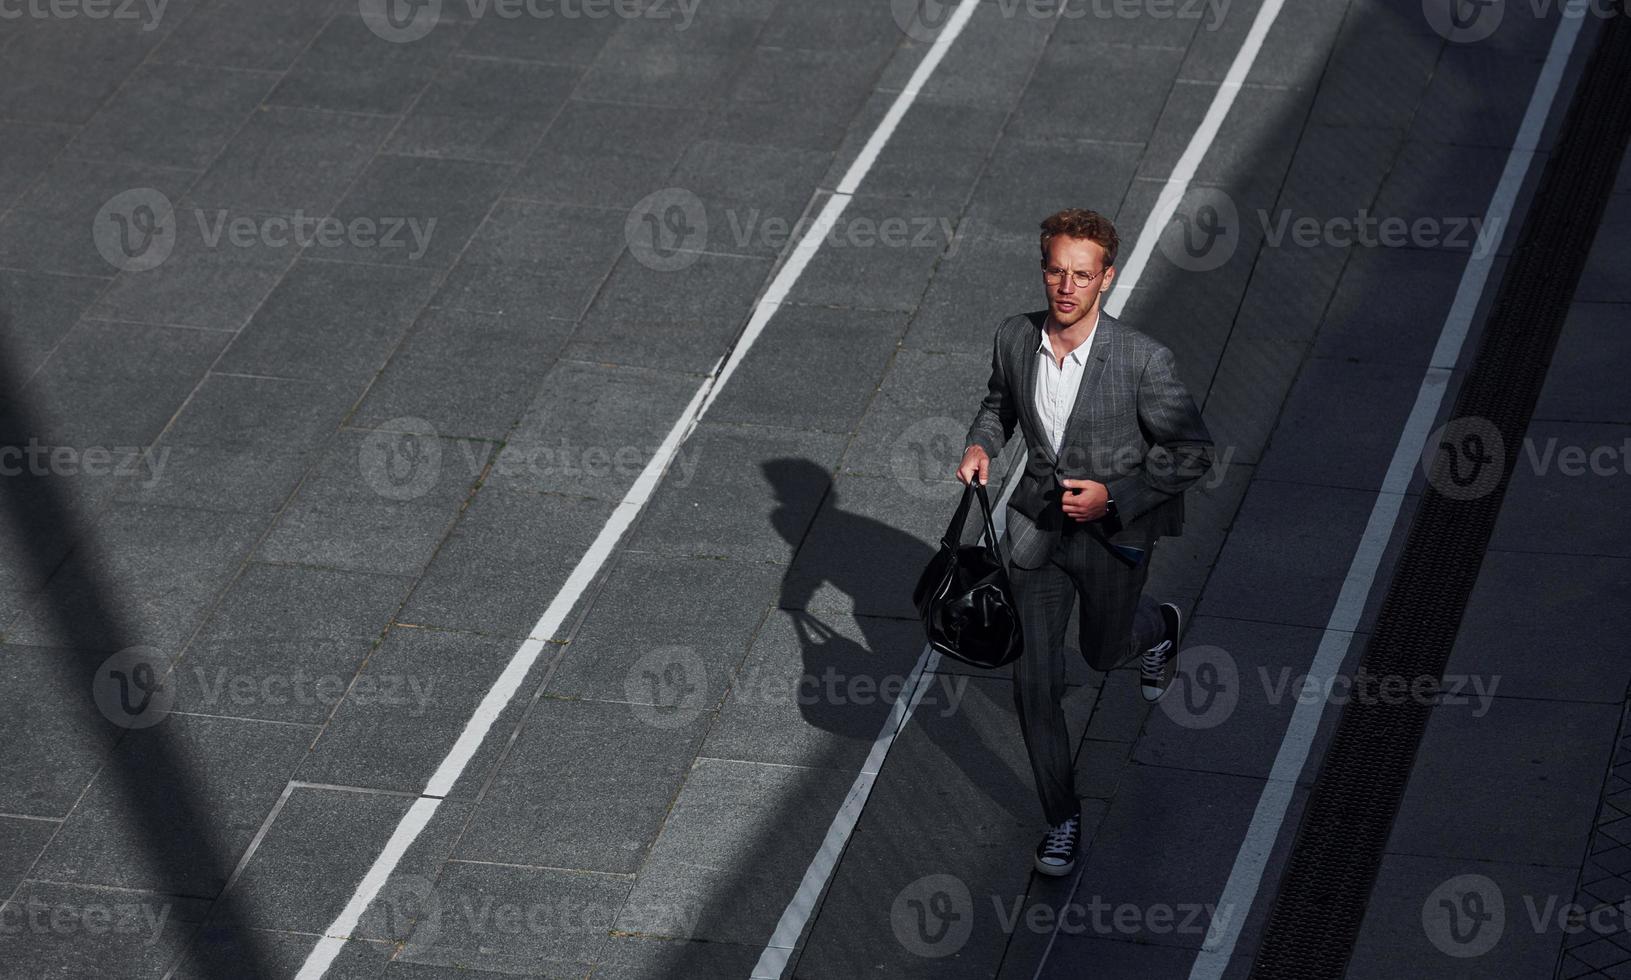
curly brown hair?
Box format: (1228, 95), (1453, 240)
(1039, 209), (1119, 268)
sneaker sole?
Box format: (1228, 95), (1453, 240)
(1034, 856), (1076, 877)
(1141, 604), (1183, 703)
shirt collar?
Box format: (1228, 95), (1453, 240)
(1037, 312), (1102, 363)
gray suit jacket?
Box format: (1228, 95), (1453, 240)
(964, 309), (1214, 569)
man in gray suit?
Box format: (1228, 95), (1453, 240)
(955, 208), (1213, 877)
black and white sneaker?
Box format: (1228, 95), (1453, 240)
(1140, 603), (1182, 703)
(1034, 812), (1081, 877)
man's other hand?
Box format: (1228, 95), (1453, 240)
(957, 446), (990, 486)
(1059, 478), (1109, 521)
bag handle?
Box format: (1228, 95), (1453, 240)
(943, 478), (1000, 552)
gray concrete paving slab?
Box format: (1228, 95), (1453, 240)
(544, 551), (781, 699)
(1444, 550), (1631, 706)
(393, 486), (616, 638)
(1255, 356), (1440, 491)
(6, 320), (228, 449)
(700, 610), (926, 771)
(149, 0), (340, 73)
(32, 713), (311, 895)
(64, 62), (280, 172)
(454, 2), (620, 66)
(1181, 0), (1349, 87)
(1197, 477), (1418, 633)
(1487, 419), (1631, 560)
(0, 158), (194, 279)
(385, 57), (582, 165)
(396, 860), (629, 976)
(611, 757), (855, 945)
(966, 138), (1146, 242)
(351, 308), (573, 442)
(214, 259), (439, 384)
(171, 562), (411, 724)
(264, 11), (467, 117)
(84, 206), (298, 332)
(1307, 26), (1442, 132)
(1312, 247), (1487, 366)
(0, 122), (73, 214)
(1385, 695), (1621, 869)
(489, 360), (702, 499)
(1346, 852), (1578, 980)
(0, 880), (209, 980)
(1576, 193), (1631, 303)
(175, 929), (393, 980)
(1137, 81), (1314, 185)
(508, 101), (709, 209)
(256, 430), (486, 578)
(0, 9), (186, 124)
(900, 232), (1045, 355)
(779, 472), (957, 620)
(622, 422), (849, 564)
(454, 696), (711, 874)
(1535, 302), (1631, 424)
(183, 106), (397, 215)
(1133, 614), (1362, 782)
(431, 200), (626, 321)
(0, 270), (103, 383)
(589, 934), (765, 980)
(213, 786), (470, 941)
(295, 625), (539, 799)
(782, 197), (971, 313)
(876, 0), (1054, 109)
(705, 305), (907, 433)
(0, 643), (119, 816)
(840, 347), (992, 481)
(564, 251), (777, 373)
(321, 154), (515, 270)
(0, 815), (56, 898)
(9, 500), (263, 651)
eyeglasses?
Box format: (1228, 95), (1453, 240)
(1042, 265), (1105, 287)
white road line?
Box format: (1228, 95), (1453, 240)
(1105, 0), (1289, 315)
(293, 2), (989, 977)
(1185, 6), (1590, 978)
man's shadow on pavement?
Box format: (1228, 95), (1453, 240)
(762, 457), (1037, 823)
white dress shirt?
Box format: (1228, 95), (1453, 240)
(1034, 318), (1098, 456)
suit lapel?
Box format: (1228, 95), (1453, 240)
(1057, 312), (1116, 469)
(1016, 310), (1052, 464)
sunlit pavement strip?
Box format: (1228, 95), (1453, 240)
(292, 1), (993, 977)
(1182, 5), (1591, 978)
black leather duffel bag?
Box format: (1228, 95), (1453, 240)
(911, 479), (1024, 670)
